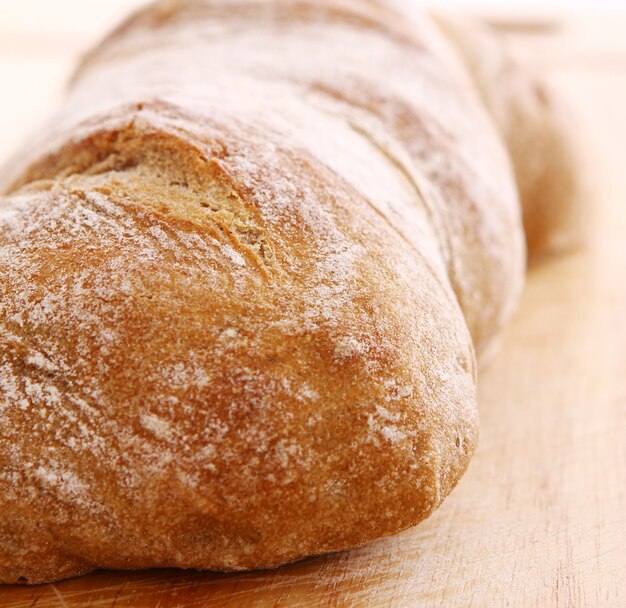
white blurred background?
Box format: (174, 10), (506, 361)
(0, 0), (625, 166)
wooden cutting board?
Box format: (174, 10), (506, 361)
(0, 16), (625, 608)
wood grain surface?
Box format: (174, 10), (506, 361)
(0, 14), (625, 608)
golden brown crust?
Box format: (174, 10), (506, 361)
(0, 0), (529, 584)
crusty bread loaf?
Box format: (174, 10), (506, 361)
(432, 13), (586, 259)
(0, 0), (577, 585)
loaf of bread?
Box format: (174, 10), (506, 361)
(432, 13), (586, 259)
(0, 0), (580, 584)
